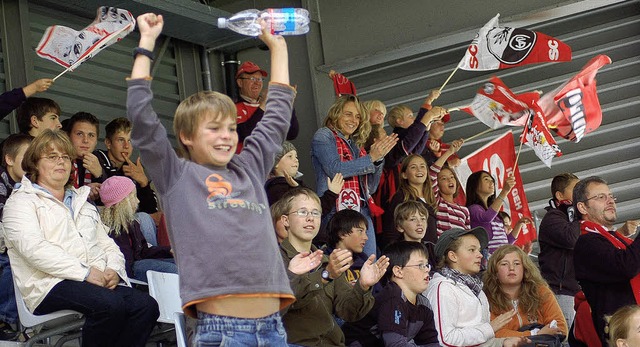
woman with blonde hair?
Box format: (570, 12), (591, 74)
(608, 305), (640, 347)
(362, 99), (388, 151)
(99, 175), (176, 282)
(3, 129), (158, 346)
(311, 94), (398, 255)
(483, 244), (567, 338)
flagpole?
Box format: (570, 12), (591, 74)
(514, 111), (534, 169)
(52, 68), (72, 82)
(439, 65), (459, 92)
(464, 128), (495, 142)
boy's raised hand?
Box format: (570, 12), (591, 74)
(257, 19), (286, 52)
(137, 13), (164, 41)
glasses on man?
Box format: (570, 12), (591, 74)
(585, 193), (617, 203)
(41, 154), (72, 163)
(288, 209), (322, 218)
(404, 263), (431, 271)
(238, 77), (265, 83)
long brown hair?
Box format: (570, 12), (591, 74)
(397, 154), (436, 209)
(483, 245), (549, 318)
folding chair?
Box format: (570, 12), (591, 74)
(13, 280), (84, 347)
(146, 271), (184, 346)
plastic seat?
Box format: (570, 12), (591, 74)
(13, 279), (84, 347)
(173, 312), (188, 347)
(146, 270), (181, 324)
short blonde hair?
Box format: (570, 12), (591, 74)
(173, 91), (237, 160)
(609, 305), (640, 347)
(22, 129), (75, 185)
(362, 100), (387, 119)
(387, 105), (412, 128)
(323, 94), (371, 148)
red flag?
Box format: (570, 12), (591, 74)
(460, 76), (540, 129)
(520, 103), (562, 167)
(538, 54), (611, 142)
(459, 14), (572, 71)
(454, 131), (536, 245)
(330, 71), (357, 97)
(36, 7), (135, 70)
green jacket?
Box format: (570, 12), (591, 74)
(280, 239), (374, 346)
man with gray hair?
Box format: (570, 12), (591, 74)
(572, 176), (640, 346)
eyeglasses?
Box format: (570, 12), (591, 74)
(238, 77), (264, 83)
(404, 263), (431, 271)
(585, 193), (617, 203)
(288, 209), (321, 218)
(41, 154), (72, 163)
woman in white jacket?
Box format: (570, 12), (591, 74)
(424, 227), (527, 347)
(2, 130), (159, 347)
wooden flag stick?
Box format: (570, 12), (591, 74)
(439, 65), (459, 92)
(464, 127), (495, 142)
(514, 111), (534, 169)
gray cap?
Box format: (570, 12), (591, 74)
(435, 227), (489, 259)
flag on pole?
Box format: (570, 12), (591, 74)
(458, 14), (572, 71)
(538, 54), (611, 142)
(454, 131), (536, 246)
(520, 103), (562, 167)
(460, 76), (540, 129)
(36, 7), (135, 70)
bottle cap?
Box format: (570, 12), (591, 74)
(217, 18), (227, 28)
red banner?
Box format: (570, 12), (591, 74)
(458, 14), (572, 71)
(454, 131), (536, 245)
(460, 76), (540, 129)
(520, 103), (562, 167)
(538, 54), (611, 142)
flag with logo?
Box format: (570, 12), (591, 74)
(454, 131), (536, 245)
(520, 103), (562, 167)
(36, 7), (135, 70)
(538, 54), (611, 142)
(458, 14), (572, 71)
(460, 76), (540, 129)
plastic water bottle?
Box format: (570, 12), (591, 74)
(217, 8), (310, 36)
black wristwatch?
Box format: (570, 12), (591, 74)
(321, 269), (333, 282)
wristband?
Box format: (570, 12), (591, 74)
(498, 195), (507, 204)
(133, 47), (154, 61)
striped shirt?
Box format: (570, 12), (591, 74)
(429, 164), (471, 237)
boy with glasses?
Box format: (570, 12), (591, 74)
(343, 241), (439, 346)
(573, 176), (640, 346)
(278, 187), (389, 346)
(235, 61), (299, 153)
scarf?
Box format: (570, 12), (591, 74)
(331, 129), (383, 216)
(440, 266), (483, 297)
(580, 220), (640, 304)
(71, 160), (93, 188)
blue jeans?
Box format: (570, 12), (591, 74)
(136, 212), (158, 246)
(35, 280), (159, 347)
(0, 253), (17, 324)
(132, 258), (178, 282)
(194, 311), (287, 346)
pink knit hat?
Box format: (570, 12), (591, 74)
(99, 176), (136, 208)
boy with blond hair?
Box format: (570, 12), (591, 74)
(128, 14), (304, 345)
(277, 187), (388, 346)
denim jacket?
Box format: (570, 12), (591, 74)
(310, 127), (383, 205)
